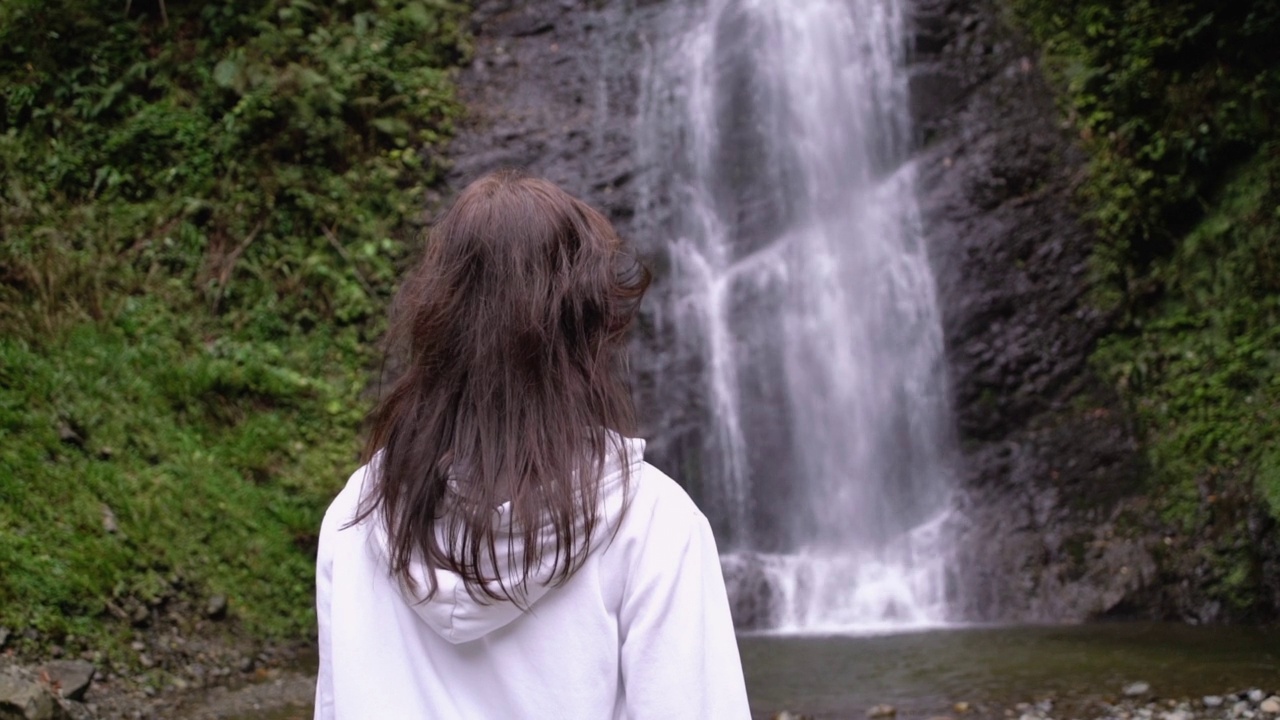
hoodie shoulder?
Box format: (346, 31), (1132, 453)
(321, 463), (373, 535)
(627, 462), (708, 528)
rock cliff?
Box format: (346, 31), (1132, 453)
(444, 0), (1227, 623)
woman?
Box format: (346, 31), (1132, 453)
(313, 170), (751, 719)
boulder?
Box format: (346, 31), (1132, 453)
(0, 668), (66, 720)
(37, 661), (94, 702)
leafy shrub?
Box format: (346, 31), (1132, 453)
(0, 0), (468, 660)
(1009, 0), (1280, 613)
(0, 0), (470, 333)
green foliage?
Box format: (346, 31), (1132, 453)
(0, 301), (365, 654)
(1009, 0), (1280, 614)
(0, 0), (468, 660)
(1010, 0), (1279, 300)
(0, 0), (470, 331)
(1094, 159), (1280, 497)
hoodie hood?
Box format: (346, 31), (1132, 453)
(367, 435), (645, 644)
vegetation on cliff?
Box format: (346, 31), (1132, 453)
(0, 0), (469, 663)
(1008, 0), (1280, 615)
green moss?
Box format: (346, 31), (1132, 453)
(0, 0), (469, 661)
(0, 299), (367, 656)
(1092, 158), (1280, 524)
(1005, 0), (1280, 612)
(1259, 447), (1280, 520)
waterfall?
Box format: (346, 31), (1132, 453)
(636, 0), (957, 632)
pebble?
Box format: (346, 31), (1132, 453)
(867, 704), (897, 718)
(206, 595), (229, 620)
(953, 702), (972, 714)
(1125, 683), (1153, 697)
(101, 503), (120, 533)
(992, 688), (1280, 720)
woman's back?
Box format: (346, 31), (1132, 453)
(314, 437), (750, 719)
(313, 171), (750, 718)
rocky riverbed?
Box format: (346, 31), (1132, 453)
(0, 628), (313, 720)
(0, 657), (313, 720)
(766, 687), (1280, 720)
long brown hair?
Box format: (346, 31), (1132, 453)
(355, 169), (651, 603)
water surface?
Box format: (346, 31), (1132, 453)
(742, 623), (1280, 719)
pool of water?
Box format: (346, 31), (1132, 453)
(741, 623), (1280, 719)
(231, 623), (1280, 720)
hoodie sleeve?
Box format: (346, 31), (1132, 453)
(313, 502), (339, 720)
(618, 503), (751, 719)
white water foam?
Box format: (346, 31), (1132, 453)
(637, 0), (959, 631)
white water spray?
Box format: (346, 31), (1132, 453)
(637, 0), (957, 631)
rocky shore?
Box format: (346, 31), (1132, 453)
(996, 686), (1280, 720)
(768, 687), (1280, 720)
(5, 632), (1276, 720)
(0, 631), (313, 720)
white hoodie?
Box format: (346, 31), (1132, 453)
(313, 437), (751, 719)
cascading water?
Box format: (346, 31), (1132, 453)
(636, 0), (958, 632)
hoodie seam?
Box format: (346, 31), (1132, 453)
(449, 576), (463, 642)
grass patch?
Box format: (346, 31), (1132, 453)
(1091, 154), (1280, 614)
(0, 297), (368, 657)
(0, 0), (469, 662)
(1007, 0), (1280, 615)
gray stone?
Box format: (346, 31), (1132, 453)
(38, 661), (95, 702)
(1205, 697), (1225, 708)
(56, 422), (83, 448)
(1250, 691), (1267, 704)
(867, 705), (897, 718)
(206, 594), (228, 620)
(0, 669), (64, 720)
(0, 628), (8, 649)
(1124, 682), (1152, 697)
(100, 505), (118, 535)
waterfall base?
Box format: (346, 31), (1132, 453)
(721, 510), (956, 634)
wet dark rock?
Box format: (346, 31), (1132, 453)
(445, 0), (1246, 622)
(720, 555), (782, 631)
(38, 661), (95, 702)
(446, 0), (644, 220)
(442, 0), (698, 473)
(910, 0), (1159, 622)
